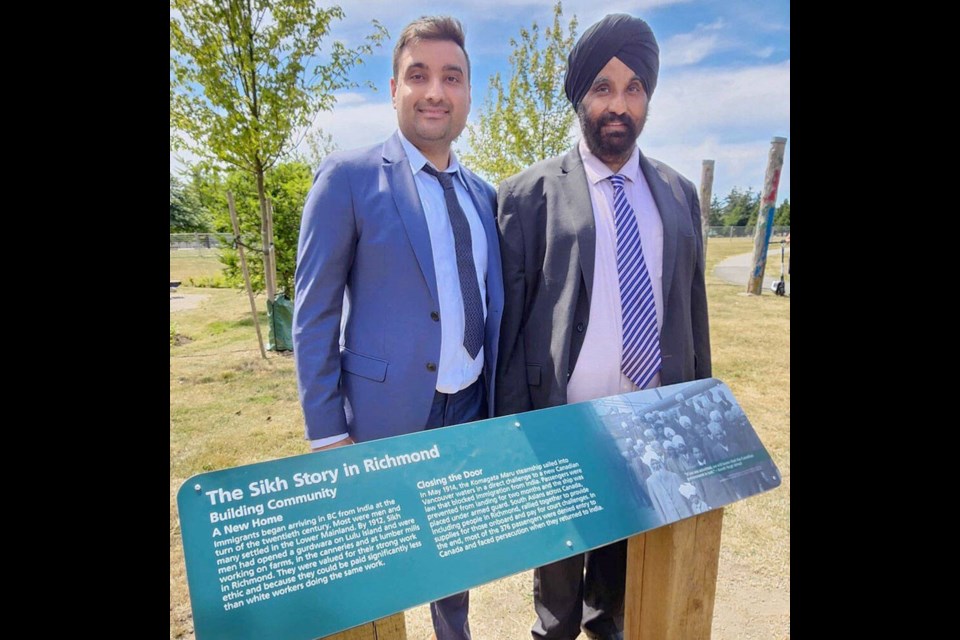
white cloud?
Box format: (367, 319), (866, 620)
(662, 18), (728, 67)
(645, 60), (790, 139)
(663, 32), (723, 66)
(755, 46), (775, 59)
(329, 1), (693, 45)
(335, 0), (690, 14)
(303, 97), (398, 154)
(643, 136), (790, 206)
(698, 17), (725, 30)
(638, 61), (790, 202)
(331, 92), (370, 106)
(554, 1), (695, 40)
(512, 0), (693, 13)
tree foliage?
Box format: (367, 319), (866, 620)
(774, 198), (790, 226)
(170, 0), (386, 298)
(170, 174), (211, 232)
(719, 187), (761, 227)
(708, 195), (723, 226)
(462, 1), (577, 187)
(708, 188), (789, 229)
(170, 0), (384, 174)
(190, 160), (312, 296)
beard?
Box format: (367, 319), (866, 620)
(578, 105), (646, 163)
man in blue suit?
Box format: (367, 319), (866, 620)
(292, 16), (502, 640)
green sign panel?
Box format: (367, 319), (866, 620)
(177, 378), (780, 640)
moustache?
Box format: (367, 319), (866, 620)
(416, 100), (452, 110)
(597, 114), (635, 129)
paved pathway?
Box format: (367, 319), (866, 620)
(713, 249), (790, 295)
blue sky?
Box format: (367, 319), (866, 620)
(171, 0), (790, 205)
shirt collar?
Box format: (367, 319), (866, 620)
(578, 137), (641, 187)
(397, 129), (467, 188)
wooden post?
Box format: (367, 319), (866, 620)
(228, 191), (268, 360)
(745, 137), (787, 295)
(258, 181), (277, 304)
(265, 198), (278, 298)
(624, 509), (724, 639)
(699, 160), (714, 260)
(321, 613), (407, 640)
(195, 231), (202, 257)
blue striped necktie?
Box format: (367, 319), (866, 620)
(608, 174), (662, 388)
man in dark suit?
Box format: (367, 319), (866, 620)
(495, 14), (711, 640)
(293, 16), (502, 640)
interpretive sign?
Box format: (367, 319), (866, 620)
(177, 377), (780, 640)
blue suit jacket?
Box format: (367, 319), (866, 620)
(293, 132), (504, 442)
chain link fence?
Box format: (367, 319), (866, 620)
(706, 226), (789, 239)
(170, 232), (234, 252)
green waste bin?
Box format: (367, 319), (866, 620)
(267, 293), (294, 352)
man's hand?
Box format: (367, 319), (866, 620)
(312, 436), (356, 452)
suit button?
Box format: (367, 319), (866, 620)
(576, 322), (585, 333)
(430, 311), (440, 322)
(567, 369), (572, 379)
(426, 362), (437, 372)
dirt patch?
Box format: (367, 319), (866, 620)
(398, 560), (788, 639)
(171, 293), (208, 313)
(712, 558), (790, 639)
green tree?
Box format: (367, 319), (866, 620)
(720, 187), (761, 227)
(708, 195), (723, 227)
(186, 162), (228, 228)
(170, 0), (386, 301)
(193, 161), (313, 295)
(774, 198), (790, 227)
(462, 1), (577, 186)
(170, 174), (211, 232)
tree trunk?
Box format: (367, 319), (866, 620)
(255, 163), (277, 302)
(265, 198), (278, 296)
(228, 190), (268, 360)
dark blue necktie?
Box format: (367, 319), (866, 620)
(421, 165), (484, 360)
(609, 174), (662, 388)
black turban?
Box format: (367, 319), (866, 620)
(564, 14), (660, 110)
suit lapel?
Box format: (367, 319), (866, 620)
(639, 150), (678, 310)
(382, 133), (439, 305)
(560, 147), (596, 303)
(462, 170), (503, 304)
(462, 171), (495, 243)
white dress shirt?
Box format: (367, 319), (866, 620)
(311, 132), (488, 448)
(566, 138), (664, 405)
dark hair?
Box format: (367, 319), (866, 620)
(392, 16), (470, 81)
